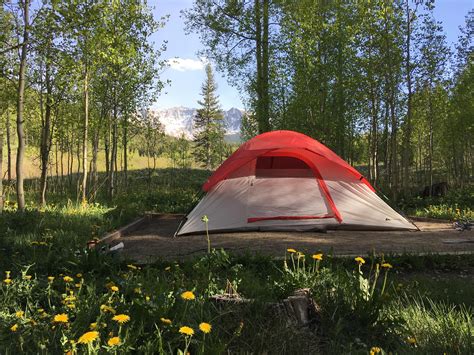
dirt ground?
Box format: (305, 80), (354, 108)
(107, 215), (474, 263)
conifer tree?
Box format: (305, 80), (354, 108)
(193, 63), (225, 169)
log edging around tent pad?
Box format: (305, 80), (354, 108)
(98, 213), (185, 246)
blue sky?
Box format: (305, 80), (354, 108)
(150, 0), (472, 110)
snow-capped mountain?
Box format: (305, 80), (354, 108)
(152, 106), (244, 141)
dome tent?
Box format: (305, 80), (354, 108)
(175, 130), (416, 235)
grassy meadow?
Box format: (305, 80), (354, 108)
(0, 169), (473, 354)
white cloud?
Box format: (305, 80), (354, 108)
(167, 57), (207, 72)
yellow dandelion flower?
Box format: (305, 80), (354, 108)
(77, 331), (99, 344)
(355, 256), (366, 265)
(180, 291), (195, 301)
(112, 314), (130, 324)
(3, 278), (12, 285)
(107, 336), (121, 347)
(75, 283), (81, 288)
(160, 317), (172, 325)
(370, 347), (382, 354)
(312, 253), (323, 260)
(48, 276), (55, 282)
(10, 324), (18, 332)
(407, 336), (416, 345)
(134, 287), (142, 294)
(90, 322), (97, 330)
(179, 326), (194, 336)
(53, 313), (69, 323)
(145, 295), (150, 302)
(76, 273), (82, 278)
(15, 311), (24, 318)
(199, 322), (212, 334)
(110, 286), (119, 292)
(63, 276), (73, 283)
(287, 248), (297, 253)
(381, 263), (392, 269)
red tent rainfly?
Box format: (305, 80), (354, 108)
(176, 130), (416, 235)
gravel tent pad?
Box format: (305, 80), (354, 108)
(102, 215), (474, 263)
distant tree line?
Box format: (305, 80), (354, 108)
(185, 0), (473, 197)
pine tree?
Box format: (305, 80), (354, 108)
(193, 63), (225, 169)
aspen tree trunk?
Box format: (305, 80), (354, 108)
(122, 116), (128, 184)
(109, 103), (117, 199)
(40, 59), (52, 207)
(6, 109), (11, 181)
(0, 123), (4, 213)
(16, 0), (30, 211)
(261, 0), (270, 132)
(402, 0), (413, 193)
(255, 0), (263, 133)
(81, 67), (89, 205)
(428, 90), (434, 196)
(105, 114), (110, 178)
(91, 128), (99, 200)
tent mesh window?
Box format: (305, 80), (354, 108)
(255, 156), (314, 178)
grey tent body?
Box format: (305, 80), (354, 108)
(176, 131), (417, 235)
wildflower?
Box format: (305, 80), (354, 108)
(407, 336), (417, 345)
(201, 215), (209, 223)
(100, 304), (116, 314)
(145, 295), (150, 302)
(107, 337), (121, 347)
(370, 347), (382, 355)
(77, 331), (99, 344)
(76, 273), (82, 278)
(134, 287), (142, 294)
(5, 271), (11, 278)
(75, 283), (81, 288)
(10, 324), (18, 332)
(381, 263), (392, 269)
(15, 311), (24, 318)
(63, 276), (73, 283)
(181, 291), (195, 301)
(355, 256), (366, 265)
(90, 322), (97, 330)
(312, 253), (323, 260)
(112, 314), (130, 324)
(127, 264), (137, 270)
(297, 252), (305, 258)
(3, 278), (12, 285)
(48, 276), (55, 282)
(160, 317), (172, 325)
(110, 286), (119, 292)
(179, 326), (194, 336)
(199, 322), (212, 334)
(66, 304), (76, 309)
(287, 248), (297, 253)
(53, 313), (69, 323)
(64, 295), (76, 303)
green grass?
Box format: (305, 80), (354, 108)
(400, 186), (474, 220)
(0, 168), (473, 354)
